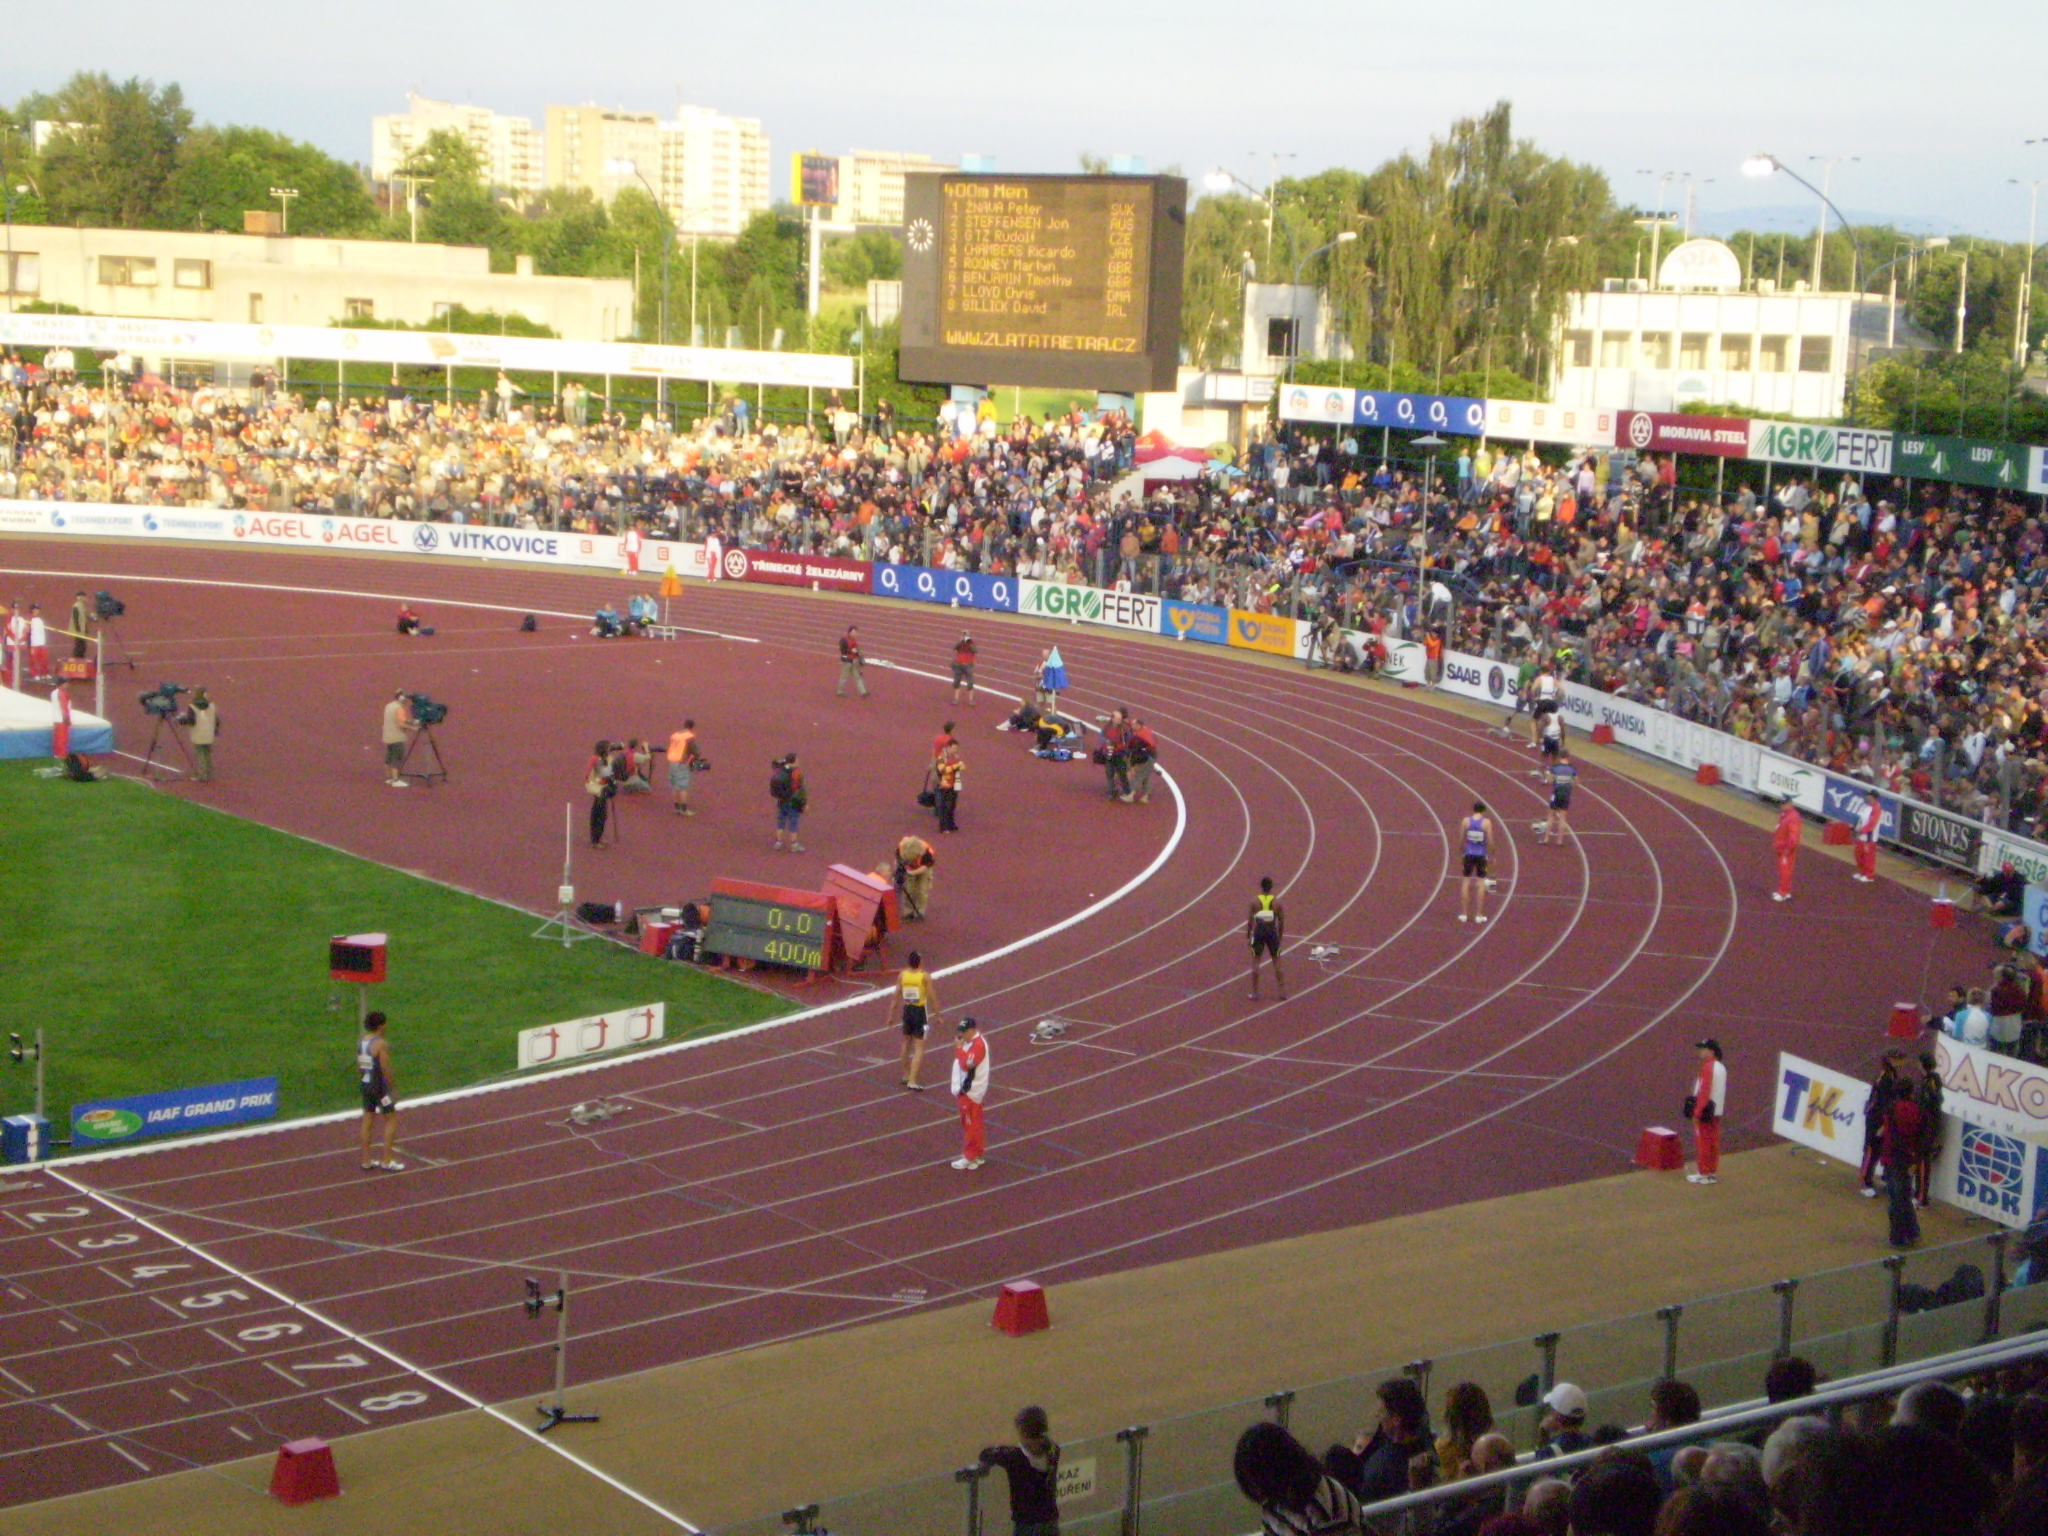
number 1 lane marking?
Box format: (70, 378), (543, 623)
(44, 1167), (702, 1532)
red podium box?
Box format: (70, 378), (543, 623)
(640, 920), (678, 956)
(993, 1281), (1051, 1336)
(1694, 763), (1721, 787)
(1590, 723), (1615, 745)
(1931, 899), (1957, 931)
(1822, 822), (1853, 845)
(1889, 1002), (1922, 1039)
(1636, 1127), (1685, 1171)
(270, 1437), (339, 1504)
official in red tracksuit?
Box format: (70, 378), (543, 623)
(951, 1016), (989, 1171)
(1772, 800), (1802, 903)
(1852, 793), (1882, 884)
(1687, 1038), (1727, 1185)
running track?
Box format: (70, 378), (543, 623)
(0, 540), (1988, 1513)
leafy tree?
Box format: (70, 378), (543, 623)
(165, 125), (375, 236)
(397, 127), (484, 192)
(823, 228), (902, 290)
(1181, 193), (1266, 367)
(15, 72), (191, 228)
(510, 186), (624, 278)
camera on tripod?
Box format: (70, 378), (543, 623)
(139, 682), (189, 720)
(406, 693), (449, 726)
(95, 590), (126, 621)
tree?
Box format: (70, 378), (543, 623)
(16, 72), (192, 228)
(1181, 193), (1266, 367)
(397, 127), (484, 192)
(823, 228), (902, 290)
(165, 125), (375, 236)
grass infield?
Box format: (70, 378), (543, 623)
(0, 763), (793, 1141)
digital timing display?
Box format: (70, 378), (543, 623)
(702, 893), (829, 971)
(900, 173), (1186, 394)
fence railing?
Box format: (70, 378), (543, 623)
(711, 1230), (2032, 1535)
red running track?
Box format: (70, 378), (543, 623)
(0, 540), (1989, 1509)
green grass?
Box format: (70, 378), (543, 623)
(0, 764), (792, 1138)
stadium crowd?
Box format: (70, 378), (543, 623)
(1233, 1359), (2048, 1536)
(4, 359), (2045, 836)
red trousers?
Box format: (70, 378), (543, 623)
(28, 646), (48, 679)
(1855, 840), (1877, 879)
(1776, 851), (1796, 898)
(958, 1095), (986, 1161)
(1693, 1119), (1721, 1176)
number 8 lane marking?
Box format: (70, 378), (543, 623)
(41, 1166), (701, 1532)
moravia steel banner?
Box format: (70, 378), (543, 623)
(1616, 411), (1751, 457)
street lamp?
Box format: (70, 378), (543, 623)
(2010, 178), (2046, 366)
(1804, 155), (1859, 288)
(1863, 236), (1949, 351)
(606, 158), (673, 419)
(268, 186), (299, 235)
(1414, 433), (1448, 545)
(3, 183), (28, 316)
(1741, 154), (1864, 296)
(1286, 231), (1358, 380)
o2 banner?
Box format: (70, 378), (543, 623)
(873, 565), (1019, 614)
(71, 1077), (279, 1147)
(1162, 600), (1229, 645)
(1352, 390), (1486, 434)
(517, 1003), (666, 1070)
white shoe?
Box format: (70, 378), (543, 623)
(1696, 1174), (1717, 1185)
(1686, 1173), (1704, 1183)
(1475, 915), (1488, 925)
(1852, 874), (1875, 883)
(1771, 892), (1789, 902)
(964, 1158), (984, 1170)
(951, 1157), (981, 1171)
(387, 778), (408, 788)
(1861, 1186), (1879, 1198)
(1457, 914), (1469, 923)
(378, 1158), (407, 1171)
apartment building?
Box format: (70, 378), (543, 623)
(545, 101), (769, 240)
(371, 93), (543, 202)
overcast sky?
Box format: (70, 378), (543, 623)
(6, 0), (2044, 241)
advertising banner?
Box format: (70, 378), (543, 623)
(1895, 800), (1983, 872)
(71, 1077), (279, 1147)
(1616, 411), (1751, 457)
(1985, 827), (2048, 889)
(1929, 1120), (2045, 1230)
(2025, 885), (2048, 960)
(1093, 589), (1165, 634)
(1755, 749), (1827, 814)
(1374, 636), (1428, 683)
(1351, 390), (1487, 435)
(1161, 600), (1230, 645)
(2031, 447), (2048, 497)
(1894, 433), (2029, 492)
(1483, 399), (1617, 448)
(1931, 1037), (2048, 1143)
(516, 1003), (666, 1070)
(1018, 579), (1103, 623)
(1771, 1053), (1868, 1167)
(1436, 649), (1517, 707)
(1820, 774), (1898, 841)
(717, 548), (871, 594)
(1747, 421), (1894, 474)
(1227, 610), (1298, 657)
(1276, 384), (1356, 425)
(873, 565), (1020, 614)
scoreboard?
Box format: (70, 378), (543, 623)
(899, 173), (1186, 394)
(702, 881), (832, 971)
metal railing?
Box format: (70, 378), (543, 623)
(709, 1229), (2038, 1535)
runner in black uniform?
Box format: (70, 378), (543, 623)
(356, 1011), (404, 1171)
(1543, 751), (1578, 845)
(1247, 876), (1287, 1000)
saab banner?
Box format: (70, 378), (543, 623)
(1747, 420), (1894, 474)
(873, 565), (1019, 613)
(1161, 600), (1230, 645)
(71, 1077), (279, 1147)
(1617, 411), (1751, 457)
(1437, 649), (1518, 707)
(718, 548), (871, 594)
(1227, 610), (1297, 657)
(1771, 1052), (1867, 1167)
(516, 1003), (666, 1070)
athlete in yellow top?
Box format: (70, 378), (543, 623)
(888, 949), (943, 1090)
(1247, 876), (1287, 1001)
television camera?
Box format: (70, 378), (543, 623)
(137, 683), (196, 779)
(405, 693), (449, 726)
(138, 682), (190, 721)
(397, 693), (451, 785)
(94, 590), (126, 621)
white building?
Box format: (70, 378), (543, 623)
(1, 227), (632, 341)
(838, 151), (953, 227)
(1241, 282), (1343, 377)
(371, 94), (543, 202)
(1551, 238), (1928, 419)
(546, 101), (769, 240)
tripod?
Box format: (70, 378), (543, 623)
(398, 722), (449, 786)
(532, 803), (599, 947)
(98, 618), (138, 673)
(141, 711), (196, 781)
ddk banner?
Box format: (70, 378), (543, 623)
(71, 1077), (279, 1147)
(874, 565), (1019, 613)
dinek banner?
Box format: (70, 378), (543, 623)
(1161, 600), (1229, 645)
(720, 548), (871, 593)
(516, 1003), (666, 1070)
(1228, 610), (1297, 656)
(1770, 1052), (1867, 1167)
(873, 564), (1019, 613)
(71, 1076), (279, 1147)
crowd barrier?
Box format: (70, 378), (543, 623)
(6, 495), (2038, 886)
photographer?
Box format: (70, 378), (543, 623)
(188, 689), (219, 782)
(586, 739), (620, 846)
(381, 691), (416, 787)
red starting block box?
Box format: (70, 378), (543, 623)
(1590, 723), (1615, 745)
(1694, 763), (1721, 787)
(1889, 1002), (1922, 1039)
(1636, 1127), (1685, 1171)
(270, 1437), (339, 1504)
(993, 1280), (1051, 1336)
(1822, 822), (1853, 845)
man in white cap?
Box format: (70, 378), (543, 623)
(1535, 1383), (1592, 1460)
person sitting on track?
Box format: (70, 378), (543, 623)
(592, 604), (623, 639)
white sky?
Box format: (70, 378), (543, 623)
(5, 0), (2045, 240)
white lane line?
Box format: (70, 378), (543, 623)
(322, 1395), (369, 1426)
(0, 1365), (32, 1394)
(202, 1326), (244, 1355)
(43, 1165), (702, 1532)
(108, 1442), (149, 1471)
